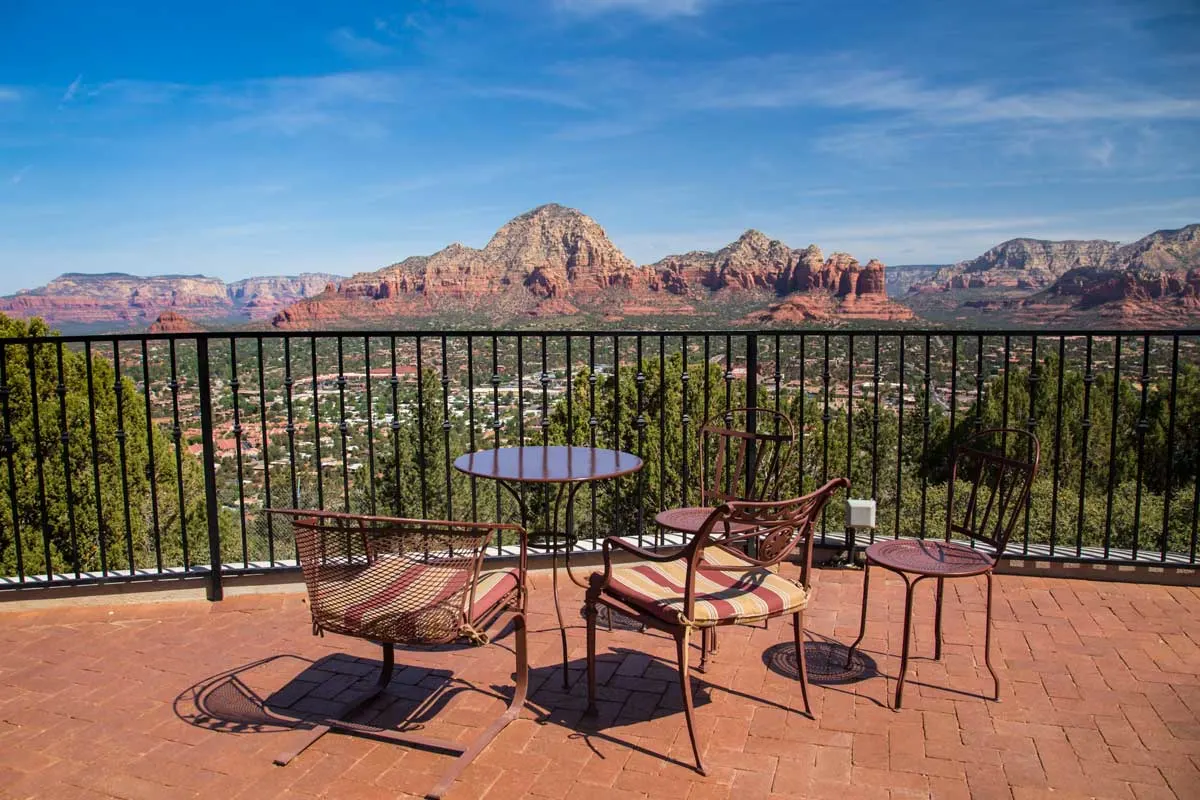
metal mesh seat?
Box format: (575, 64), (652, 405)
(270, 510), (529, 800)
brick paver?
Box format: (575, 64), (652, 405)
(1, 567), (1198, 799)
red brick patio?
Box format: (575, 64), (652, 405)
(1, 566), (1198, 800)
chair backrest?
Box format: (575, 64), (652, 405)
(698, 407), (796, 506)
(945, 428), (1040, 556)
(691, 477), (850, 590)
(270, 510), (518, 645)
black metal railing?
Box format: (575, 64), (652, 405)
(1, 327), (1198, 598)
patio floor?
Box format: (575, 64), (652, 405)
(1, 566), (1198, 800)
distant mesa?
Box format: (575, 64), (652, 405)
(0, 272), (344, 329)
(914, 223), (1200, 324)
(147, 311), (202, 334)
(271, 204), (912, 328)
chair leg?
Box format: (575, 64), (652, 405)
(845, 561), (871, 668)
(585, 602), (599, 716)
(427, 611), (529, 800)
(894, 576), (919, 710)
(934, 576), (945, 661)
(675, 629), (705, 775)
(793, 612), (812, 718)
(698, 628), (709, 673)
(274, 642), (395, 767)
(985, 571), (999, 701)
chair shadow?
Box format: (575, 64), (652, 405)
(762, 632), (879, 687)
(174, 649), (503, 739)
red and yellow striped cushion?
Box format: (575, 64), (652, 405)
(603, 545), (807, 627)
(311, 558), (519, 642)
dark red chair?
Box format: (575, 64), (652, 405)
(586, 478), (849, 775)
(845, 428), (1039, 708)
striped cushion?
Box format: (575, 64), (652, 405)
(312, 558), (519, 643)
(604, 545), (806, 627)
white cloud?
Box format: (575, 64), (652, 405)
(554, 0), (708, 18)
(9, 166), (31, 185)
(1087, 137), (1116, 167)
(329, 27), (393, 58)
(0, 86), (19, 102)
(61, 74), (83, 104)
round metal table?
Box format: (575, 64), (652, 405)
(454, 446), (643, 688)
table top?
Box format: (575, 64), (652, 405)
(453, 446), (642, 484)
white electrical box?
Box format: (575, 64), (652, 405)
(846, 498), (877, 529)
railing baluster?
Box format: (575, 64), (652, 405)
(111, 342), (135, 575)
(636, 335), (646, 545)
(612, 334), (620, 536)
(0, 345), (24, 582)
(846, 333), (854, 499)
(920, 334), (931, 539)
(1132, 335), (1152, 561)
(1104, 335), (1122, 559)
(466, 335), (478, 522)
(1049, 337), (1066, 557)
(196, 336), (223, 601)
(389, 336), (402, 517)
(416, 336), (429, 520)
(364, 336), (377, 516)
(798, 335), (805, 492)
(871, 335), (881, 542)
(1077, 336), (1094, 559)
(27, 343), (53, 579)
(137, 341), (160, 574)
(284, 337), (300, 515)
(589, 335), (598, 546)
(895, 334), (905, 540)
(167, 340), (185, 570)
(310, 336), (324, 510)
(442, 335), (453, 521)
(658, 335), (665, 542)
(230, 338), (249, 566)
(491, 335), (502, 552)
(975, 334), (985, 433)
(59, 342), (81, 577)
(681, 335), (690, 510)
(256, 337), (275, 563)
(541, 334), (551, 542)
(1023, 335), (1038, 554)
(821, 335), (831, 541)
(336, 337), (351, 514)
(1161, 335), (1179, 562)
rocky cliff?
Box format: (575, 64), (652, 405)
(273, 206), (912, 327)
(1017, 224), (1200, 323)
(0, 272), (343, 328)
(912, 238), (1122, 293)
(147, 311), (203, 334)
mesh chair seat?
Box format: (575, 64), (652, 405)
(311, 557), (519, 644)
(865, 540), (995, 578)
(603, 545), (807, 628)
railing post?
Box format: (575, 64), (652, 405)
(197, 336), (224, 601)
(745, 333), (758, 493)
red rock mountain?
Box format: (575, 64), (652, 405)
(0, 272), (342, 328)
(912, 238), (1122, 293)
(274, 206), (910, 327)
(1015, 224), (1200, 324)
(147, 311), (203, 334)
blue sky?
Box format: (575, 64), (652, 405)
(1, 0), (1198, 295)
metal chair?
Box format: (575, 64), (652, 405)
(268, 510), (528, 800)
(845, 428), (1039, 709)
(585, 478), (849, 775)
(655, 407), (798, 656)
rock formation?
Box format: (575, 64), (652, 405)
(274, 207), (912, 327)
(1017, 224), (1200, 323)
(912, 238), (1122, 293)
(0, 272), (343, 328)
(147, 311), (202, 334)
